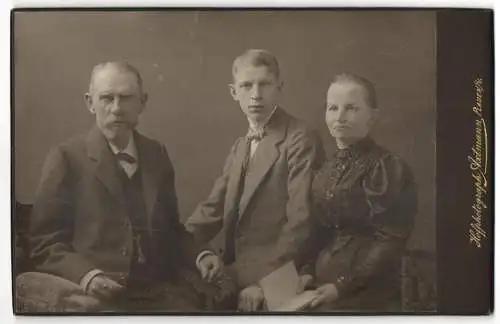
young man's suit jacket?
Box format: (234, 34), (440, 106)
(29, 126), (204, 285)
(186, 108), (324, 288)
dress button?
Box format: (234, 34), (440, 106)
(120, 246), (129, 256)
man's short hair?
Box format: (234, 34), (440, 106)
(89, 61), (144, 93)
(330, 73), (377, 109)
(232, 49), (280, 80)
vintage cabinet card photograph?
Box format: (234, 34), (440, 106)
(11, 8), (493, 315)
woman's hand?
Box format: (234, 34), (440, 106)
(310, 283), (339, 308)
(238, 285), (264, 311)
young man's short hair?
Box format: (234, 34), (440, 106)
(232, 49), (280, 80)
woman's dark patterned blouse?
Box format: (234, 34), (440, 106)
(306, 137), (418, 298)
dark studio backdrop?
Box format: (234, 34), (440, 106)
(14, 10), (436, 261)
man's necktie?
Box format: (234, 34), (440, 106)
(246, 127), (266, 142)
(115, 152), (137, 178)
(115, 152), (136, 164)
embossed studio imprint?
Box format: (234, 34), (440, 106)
(468, 77), (488, 248)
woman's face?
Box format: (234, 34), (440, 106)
(325, 81), (376, 146)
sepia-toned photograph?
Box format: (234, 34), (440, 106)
(13, 9), (438, 314)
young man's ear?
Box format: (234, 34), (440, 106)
(277, 79), (284, 91)
(84, 93), (95, 114)
(139, 92), (149, 113)
(228, 83), (238, 101)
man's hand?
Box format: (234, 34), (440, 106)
(63, 294), (103, 312)
(87, 274), (124, 300)
(238, 285), (264, 311)
(310, 283), (339, 308)
(197, 253), (221, 283)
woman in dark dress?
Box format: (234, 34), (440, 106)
(302, 73), (418, 312)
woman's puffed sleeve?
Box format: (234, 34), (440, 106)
(363, 153), (417, 239)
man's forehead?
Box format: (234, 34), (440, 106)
(91, 66), (140, 91)
(233, 64), (278, 82)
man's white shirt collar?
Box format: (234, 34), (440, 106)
(108, 134), (138, 161)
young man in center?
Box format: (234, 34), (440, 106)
(185, 49), (324, 311)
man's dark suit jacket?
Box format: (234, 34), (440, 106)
(29, 126), (203, 285)
(186, 108), (324, 288)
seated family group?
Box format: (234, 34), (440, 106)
(19, 49), (417, 312)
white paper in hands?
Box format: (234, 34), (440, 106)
(259, 261), (317, 311)
(273, 290), (318, 311)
